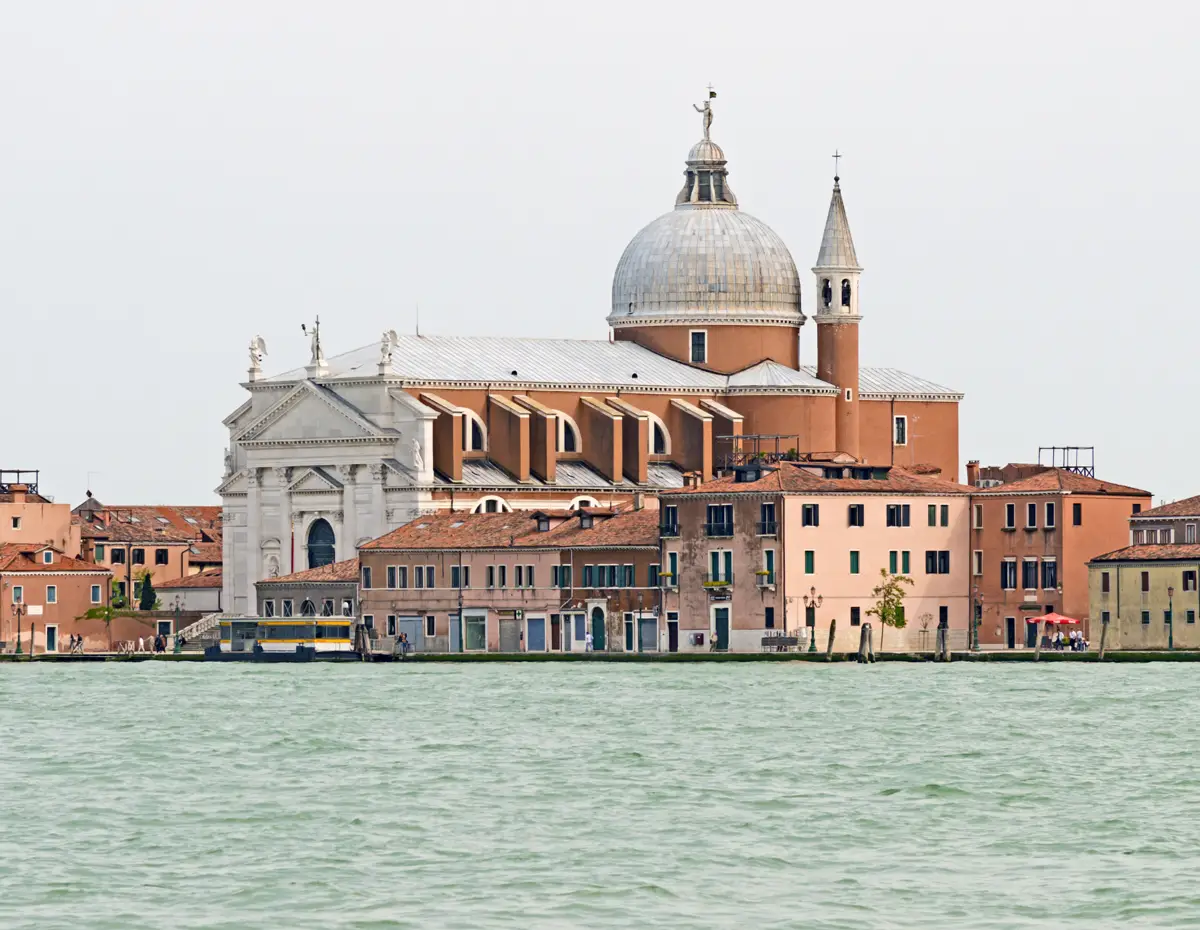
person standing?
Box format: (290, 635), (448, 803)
(585, 631), (594, 653)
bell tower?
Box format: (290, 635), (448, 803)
(813, 167), (863, 459)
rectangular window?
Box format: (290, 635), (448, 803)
(764, 606), (775, 629)
(802, 503), (820, 527)
(894, 415), (907, 446)
(649, 564), (660, 588)
(926, 550), (936, 574)
(940, 504), (949, 527)
(661, 505), (679, 534)
(362, 615), (374, 632)
(90, 584), (102, 604)
(1045, 502), (1056, 528)
(111, 548), (126, 565)
(425, 566), (435, 589)
(1184, 571), (1197, 592)
(759, 502), (777, 534)
(1005, 503), (1016, 529)
(415, 567), (424, 589)
(451, 566), (462, 589)
(361, 566), (372, 589)
(1188, 524), (1197, 544)
(282, 599), (293, 617)
(973, 550), (983, 576)
(925, 551), (951, 575)
(1073, 502), (1082, 526)
(1101, 571), (1110, 593)
(928, 504), (937, 527)
(804, 550), (815, 574)
(1000, 560), (1017, 590)
(321, 599), (335, 618)
(263, 600), (275, 617)
(705, 504), (734, 536)
(1189, 610), (1196, 625)
(848, 504), (864, 527)
(690, 330), (707, 364)
(487, 565), (496, 588)
(523, 565), (533, 588)
(386, 615), (396, 636)
(134, 580), (144, 600)
(551, 565), (560, 588)
(667, 552), (678, 587)
(1141, 610), (1151, 625)
(42, 550), (53, 564)
(132, 548), (145, 565)
(583, 564), (594, 587)
(1022, 559), (1039, 590)
(1042, 559), (1057, 590)
(889, 550), (898, 574)
(11, 585), (23, 605)
(621, 565), (633, 588)
(46, 585), (57, 604)
(515, 565), (523, 588)
(762, 549), (776, 585)
(1165, 609), (1173, 625)
(938, 551), (950, 574)
(387, 566), (397, 589)
(1132, 503), (1142, 514)
(850, 606), (861, 626)
(850, 550), (860, 574)
(398, 566), (408, 589)
(1141, 571), (1150, 592)
(94, 543), (105, 561)
(10, 516), (20, 530)
(155, 548), (169, 565)
(1101, 610), (1110, 627)
(1027, 503), (1037, 528)
(426, 615), (436, 637)
(973, 504), (983, 528)
(902, 551), (911, 574)
(886, 504), (911, 527)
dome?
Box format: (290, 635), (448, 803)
(687, 139), (726, 163)
(609, 209), (804, 326)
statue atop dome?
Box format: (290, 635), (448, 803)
(693, 87), (716, 141)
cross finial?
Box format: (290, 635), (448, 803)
(832, 149), (841, 182)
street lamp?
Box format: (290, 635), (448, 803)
(1168, 585), (1175, 651)
(803, 586), (823, 654)
(172, 595), (183, 654)
(11, 602), (25, 655)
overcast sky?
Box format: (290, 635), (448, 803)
(2, 1), (1196, 506)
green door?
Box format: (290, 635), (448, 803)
(624, 618), (634, 652)
(715, 608), (730, 650)
(591, 607), (605, 651)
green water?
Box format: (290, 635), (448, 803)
(2, 663), (1197, 929)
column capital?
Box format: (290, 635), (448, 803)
(338, 464), (358, 484)
(274, 467), (292, 486)
(245, 468), (261, 489)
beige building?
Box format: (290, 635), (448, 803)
(0, 471), (80, 556)
(1088, 545), (1200, 649)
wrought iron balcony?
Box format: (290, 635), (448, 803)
(756, 521), (778, 536)
(703, 573), (734, 587)
(659, 522), (680, 538)
(704, 522), (734, 538)
(755, 572), (776, 587)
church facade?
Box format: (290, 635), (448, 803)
(218, 100), (963, 615)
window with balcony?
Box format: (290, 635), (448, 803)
(660, 505), (679, 537)
(705, 504), (733, 537)
(759, 502), (778, 536)
(707, 550), (733, 584)
(760, 549), (776, 586)
(666, 552), (679, 588)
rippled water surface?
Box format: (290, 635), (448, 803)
(3, 662), (1199, 929)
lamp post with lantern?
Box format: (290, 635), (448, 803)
(11, 602), (25, 655)
(804, 586), (823, 654)
(1168, 585), (1175, 650)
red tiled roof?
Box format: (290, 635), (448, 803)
(1092, 544), (1200, 563)
(0, 544), (112, 574)
(662, 464), (972, 496)
(188, 542), (223, 564)
(973, 469), (1149, 497)
(361, 508), (659, 551)
(157, 569), (223, 589)
(0, 493), (53, 504)
(73, 504), (222, 543)
(258, 559), (359, 584)
(1133, 495), (1200, 519)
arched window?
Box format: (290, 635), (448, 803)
(462, 411), (487, 452)
(307, 518), (335, 569)
(473, 496), (511, 514)
(841, 279), (852, 307)
(644, 412), (671, 456)
(557, 413), (582, 453)
(300, 599), (317, 617)
(822, 278), (832, 307)
(568, 496), (600, 511)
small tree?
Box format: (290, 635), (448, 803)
(138, 570), (157, 612)
(110, 578), (128, 609)
(866, 568), (914, 651)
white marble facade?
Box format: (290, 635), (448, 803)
(219, 376), (436, 616)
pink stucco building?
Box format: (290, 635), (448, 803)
(660, 461), (972, 652)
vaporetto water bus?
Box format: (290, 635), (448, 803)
(209, 618), (357, 660)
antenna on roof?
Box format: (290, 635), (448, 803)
(416, 302), (421, 338)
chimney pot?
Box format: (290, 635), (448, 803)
(966, 460), (980, 487)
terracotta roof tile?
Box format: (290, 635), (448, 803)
(0, 544), (112, 574)
(360, 508), (659, 551)
(1132, 495), (1200, 519)
(259, 559), (360, 584)
(188, 542), (223, 564)
(662, 464), (972, 496)
(974, 469), (1149, 496)
(157, 569), (223, 588)
(536, 509), (660, 548)
(73, 504), (222, 543)
(1092, 544), (1200, 563)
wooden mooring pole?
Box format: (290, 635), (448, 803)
(1098, 618), (1108, 661)
(825, 618), (837, 661)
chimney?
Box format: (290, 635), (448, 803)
(9, 483), (26, 504)
(633, 492), (645, 511)
(965, 460), (980, 487)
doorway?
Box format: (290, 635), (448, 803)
(1006, 617), (1016, 649)
(638, 616), (657, 652)
(527, 616), (546, 652)
(1025, 618), (1037, 648)
(45, 624), (58, 653)
(713, 607), (730, 650)
(450, 614), (462, 653)
(550, 615), (561, 651)
(590, 607), (605, 651)
(624, 614), (634, 652)
(668, 613), (679, 653)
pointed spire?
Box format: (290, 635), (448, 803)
(814, 177), (860, 270)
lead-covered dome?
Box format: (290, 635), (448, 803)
(608, 116), (803, 328)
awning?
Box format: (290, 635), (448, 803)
(1026, 612), (1080, 625)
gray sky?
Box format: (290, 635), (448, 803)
(3, 1), (1195, 506)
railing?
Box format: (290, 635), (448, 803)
(756, 521), (778, 536)
(659, 523), (680, 538)
(756, 572), (776, 587)
(704, 522), (734, 538)
(703, 573), (733, 587)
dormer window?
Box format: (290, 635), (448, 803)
(42, 550), (53, 564)
(537, 517), (550, 533)
(580, 514), (594, 530)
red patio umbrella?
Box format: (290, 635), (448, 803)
(1025, 612), (1080, 625)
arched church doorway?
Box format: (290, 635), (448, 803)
(307, 518), (335, 569)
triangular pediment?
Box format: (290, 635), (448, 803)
(216, 471), (248, 495)
(239, 382), (384, 443)
(288, 467), (343, 493)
